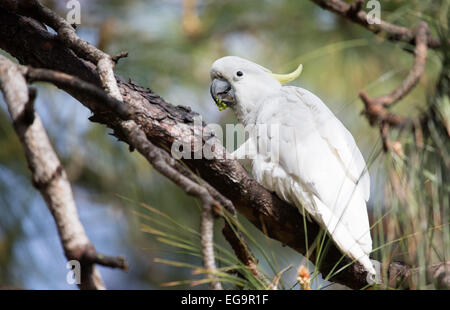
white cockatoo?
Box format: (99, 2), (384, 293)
(210, 56), (376, 275)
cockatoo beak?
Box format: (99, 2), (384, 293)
(269, 64), (303, 84)
(210, 78), (235, 111)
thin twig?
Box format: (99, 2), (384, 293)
(388, 260), (449, 289)
(359, 22), (429, 151)
(360, 22), (429, 114)
(310, 0), (441, 48)
(83, 247), (128, 270)
(222, 222), (268, 286)
(362, 22), (429, 107)
(21, 0), (124, 101)
(201, 202), (223, 290)
(25, 67), (133, 119)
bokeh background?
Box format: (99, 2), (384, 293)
(0, 0), (448, 289)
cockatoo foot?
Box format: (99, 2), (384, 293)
(359, 255), (378, 280)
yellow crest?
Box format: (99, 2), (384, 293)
(269, 64), (303, 84)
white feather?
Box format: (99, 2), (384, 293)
(210, 56), (375, 274)
(251, 87), (374, 273)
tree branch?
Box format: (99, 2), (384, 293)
(359, 21), (429, 119)
(222, 222), (269, 286)
(358, 22), (429, 150)
(309, 0), (442, 48)
(388, 260), (449, 289)
(310, 1), (437, 152)
(200, 202), (223, 290)
(25, 67), (133, 119)
(0, 55), (127, 290)
(17, 0), (123, 100)
(360, 22), (429, 109)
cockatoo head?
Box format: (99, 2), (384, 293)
(210, 56), (302, 115)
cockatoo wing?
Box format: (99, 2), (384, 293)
(252, 86), (374, 273)
(296, 87), (371, 202)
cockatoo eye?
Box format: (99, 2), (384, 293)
(236, 71), (243, 77)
